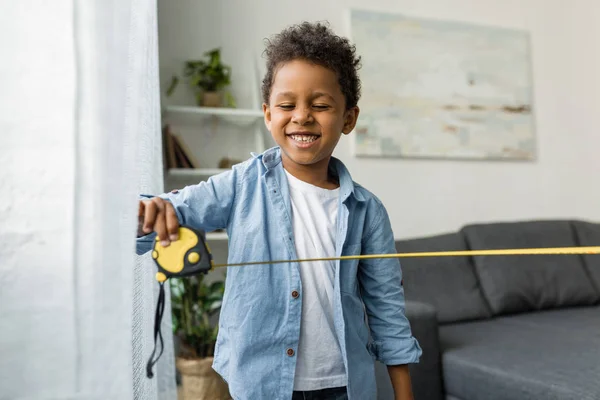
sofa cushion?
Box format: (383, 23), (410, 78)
(461, 221), (599, 315)
(396, 233), (491, 324)
(572, 220), (600, 293)
(440, 306), (600, 400)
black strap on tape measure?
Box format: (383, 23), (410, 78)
(146, 281), (166, 378)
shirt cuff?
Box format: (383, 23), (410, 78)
(370, 336), (422, 365)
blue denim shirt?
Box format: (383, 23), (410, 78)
(137, 147), (421, 400)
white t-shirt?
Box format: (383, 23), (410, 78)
(284, 169), (347, 391)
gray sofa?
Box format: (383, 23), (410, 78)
(375, 220), (600, 400)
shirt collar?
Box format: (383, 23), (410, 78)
(261, 146), (365, 203)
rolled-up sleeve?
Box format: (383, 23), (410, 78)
(359, 202), (422, 365)
(135, 167), (239, 255)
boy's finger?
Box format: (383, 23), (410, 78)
(165, 203), (180, 241)
(154, 217), (170, 247)
(143, 200), (157, 233)
(138, 201), (150, 235)
(152, 198), (170, 246)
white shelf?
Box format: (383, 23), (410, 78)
(207, 231), (228, 241)
(167, 168), (229, 178)
(166, 105), (264, 118)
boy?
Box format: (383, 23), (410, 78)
(138, 22), (421, 400)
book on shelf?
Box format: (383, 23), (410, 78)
(162, 124), (199, 169)
(173, 132), (200, 168)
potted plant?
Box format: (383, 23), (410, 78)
(166, 48), (235, 108)
(170, 274), (230, 400)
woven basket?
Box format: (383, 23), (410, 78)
(176, 357), (231, 400)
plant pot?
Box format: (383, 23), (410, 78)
(198, 91), (223, 107)
(176, 357), (231, 400)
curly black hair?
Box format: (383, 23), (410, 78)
(261, 22), (361, 109)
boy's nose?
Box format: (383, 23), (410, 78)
(291, 108), (313, 125)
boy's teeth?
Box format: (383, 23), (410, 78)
(291, 135), (318, 143)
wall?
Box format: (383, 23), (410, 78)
(158, 0), (599, 239)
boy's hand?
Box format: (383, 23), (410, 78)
(138, 197), (179, 246)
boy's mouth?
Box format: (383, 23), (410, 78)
(286, 132), (321, 145)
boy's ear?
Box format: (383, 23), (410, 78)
(262, 103), (272, 131)
(342, 106), (360, 135)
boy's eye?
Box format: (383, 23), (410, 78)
(312, 104), (330, 110)
(278, 104), (294, 110)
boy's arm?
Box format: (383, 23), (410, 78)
(135, 168), (239, 255)
(387, 364), (414, 400)
(358, 201), (422, 397)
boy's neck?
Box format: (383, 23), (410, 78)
(282, 157), (339, 190)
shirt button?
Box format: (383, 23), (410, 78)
(287, 348), (295, 357)
(291, 290), (299, 299)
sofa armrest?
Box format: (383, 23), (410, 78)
(374, 300), (444, 399)
(406, 300), (444, 400)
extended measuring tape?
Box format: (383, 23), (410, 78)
(145, 225), (600, 378)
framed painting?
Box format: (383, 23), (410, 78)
(350, 10), (535, 160)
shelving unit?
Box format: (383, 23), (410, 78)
(206, 231), (228, 241)
(162, 107), (267, 242)
(166, 105), (264, 118)
(167, 168), (230, 178)
(161, 56), (269, 241)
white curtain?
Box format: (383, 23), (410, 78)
(0, 0), (176, 399)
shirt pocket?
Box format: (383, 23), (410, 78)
(340, 243), (361, 294)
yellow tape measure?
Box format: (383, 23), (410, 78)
(211, 245), (600, 268)
(152, 226), (600, 275)
(151, 226), (214, 281)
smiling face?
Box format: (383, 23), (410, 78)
(263, 59), (359, 184)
